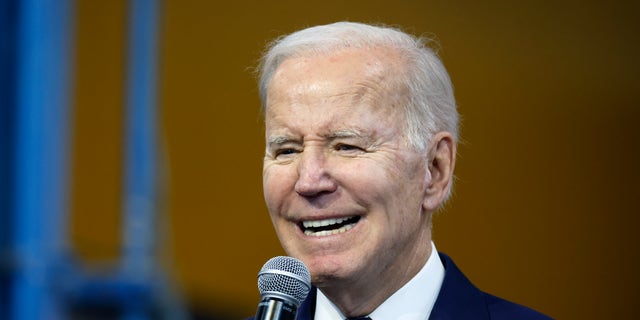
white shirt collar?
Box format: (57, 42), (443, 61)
(314, 242), (445, 320)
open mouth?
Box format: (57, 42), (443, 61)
(299, 216), (360, 237)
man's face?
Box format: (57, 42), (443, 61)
(262, 47), (434, 289)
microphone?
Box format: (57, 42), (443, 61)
(255, 256), (311, 320)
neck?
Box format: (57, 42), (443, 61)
(318, 236), (432, 317)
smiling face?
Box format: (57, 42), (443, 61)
(262, 47), (438, 306)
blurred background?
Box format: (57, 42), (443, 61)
(1, 0), (639, 319)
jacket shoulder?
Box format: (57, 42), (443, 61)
(483, 294), (553, 320)
(431, 253), (553, 320)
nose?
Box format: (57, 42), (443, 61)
(294, 149), (337, 197)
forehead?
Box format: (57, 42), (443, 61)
(264, 47), (410, 141)
(266, 46), (408, 110)
(274, 46), (399, 79)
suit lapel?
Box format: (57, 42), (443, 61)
(297, 286), (317, 320)
(428, 253), (491, 320)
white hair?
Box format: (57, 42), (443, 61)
(258, 21), (458, 150)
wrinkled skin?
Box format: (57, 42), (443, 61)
(262, 46), (456, 317)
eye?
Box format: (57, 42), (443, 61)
(334, 143), (362, 152)
(275, 148), (299, 158)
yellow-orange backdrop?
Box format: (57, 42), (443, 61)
(70, 1), (640, 318)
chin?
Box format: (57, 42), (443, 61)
(303, 255), (358, 285)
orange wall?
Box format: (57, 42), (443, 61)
(71, 1), (126, 261)
(71, 1), (640, 318)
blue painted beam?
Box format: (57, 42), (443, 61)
(11, 0), (75, 319)
(0, 0), (19, 318)
(122, 0), (161, 319)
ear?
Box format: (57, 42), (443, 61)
(422, 131), (456, 212)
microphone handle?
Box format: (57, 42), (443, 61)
(255, 298), (298, 320)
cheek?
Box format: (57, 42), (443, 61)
(263, 165), (295, 211)
(336, 162), (391, 206)
(371, 159), (427, 213)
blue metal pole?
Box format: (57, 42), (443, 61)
(122, 0), (161, 319)
(0, 0), (19, 318)
(11, 0), (75, 319)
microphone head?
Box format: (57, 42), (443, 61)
(257, 256), (311, 306)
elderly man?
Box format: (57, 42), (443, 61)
(252, 22), (551, 320)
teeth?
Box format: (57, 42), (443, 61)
(301, 216), (358, 237)
(304, 223), (355, 236)
(302, 217), (351, 228)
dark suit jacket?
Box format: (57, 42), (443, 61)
(248, 253), (552, 319)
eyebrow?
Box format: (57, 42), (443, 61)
(266, 129), (371, 148)
(328, 129), (365, 139)
(267, 135), (296, 147)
